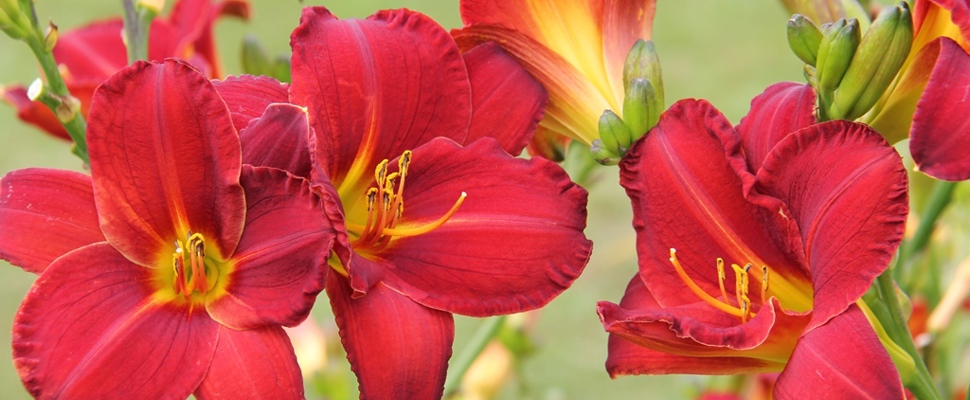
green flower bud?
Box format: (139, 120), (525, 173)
(590, 139), (620, 166)
(623, 39), (664, 106)
(242, 34), (273, 77)
(598, 110), (630, 156)
(787, 14), (823, 66)
(0, 0), (33, 40)
(830, 1), (913, 120)
(622, 78), (661, 143)
(815, 18), (861, 93)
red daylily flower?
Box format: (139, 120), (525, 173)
(1, 0), (249, 140)
(0, 59), (335, 398)
(865, 0), (970, 180)
(597, 83), (909, 399)
(212, 7), (593, 398)
(452, 0), (656, 158)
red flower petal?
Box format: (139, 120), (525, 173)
(373, 138), (590, 317)
(910, 38), (970, 180)
(87, 60), (245, 265)
(753, 121), (908, 329)
(211, 74), (289, 133)
(598, 275), (808, 375)
(619, 99), (811, 311)
(171, 0), (252, 78)
(774, 304), (904, 400)
(239, 104), (313, 178)
(14, 243), (219, 399)
(207, 166), (333, 330)
(1, 86), (72, 140)
(327, 273), (453, 400)
(0, 169), (103, 274)
(52, 19), (128, 83)
(463, 42), (547, 156)
(290, 7), (472, 186)
(453, 24), (609, 144)
(194, 325), (303, 400)
(736, 82), (817, 173)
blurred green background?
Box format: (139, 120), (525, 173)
(0, 1), (810, 399)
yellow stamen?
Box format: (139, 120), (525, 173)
(669, 248), (746, 318)
(348, 150), (465, 250)
(716, 258), (729, 305)
(761, 265), (770, 304)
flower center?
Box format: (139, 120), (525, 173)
(346, 150), (466, 252)
(169, 231), (219, 301)
(669, 248), (770, 323)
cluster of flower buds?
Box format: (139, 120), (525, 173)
(788, 2), (913, 121)
(0, 0), (31, 39)
(591, 39), (664, 165)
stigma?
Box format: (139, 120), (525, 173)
(348, 150), (466, 251)
(669, 248), (770, 323)
(171, 231), (217, 300)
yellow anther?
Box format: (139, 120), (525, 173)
(716, 258), (729, 304)
(375, 159), (389, 185)
(398, 150), (412, 177)
(761, 265), (770, 304)
(366, 188), (378, 211)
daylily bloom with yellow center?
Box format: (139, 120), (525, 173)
(1, 0), (249, 140)
(452, 0), (656, 158)
(0, 60), (335, 398)
(209, 7), (593, 398)
(598, 83), (909, 399)
(864, 0), (970, 180)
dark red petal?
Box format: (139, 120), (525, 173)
(207, 166), (333, 330)
(619, 99), (811, 310)
(52, 19), (128, 83)
(754, 121), (908, 330)
(290, 7), (472, 185)
(175, 0), (252, 78)
(211, 74), (289, 133)
(0, 169), (103, 274)
(194, 325), (303, 400)
(87, 59), (245, 266)
(14, 243), (219, 399)
(736, 82), (817, 173)
(1, 87), (72, 140)
(598, 275), (807, 375)
(372, 138), (590, 316)
(910, 38), (970, 181)
(463, 42), (547, 156)
(239, 104), (312, 178)
(327, 273), (453, 400)
(774, 304), (904, 400)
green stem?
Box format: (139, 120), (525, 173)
(443, 316), (506, 397)
(876, 272), (942, 400)
(24, 34), (89, 163)
(121, 0), (149, 63)
(896, 181), (958, 281)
